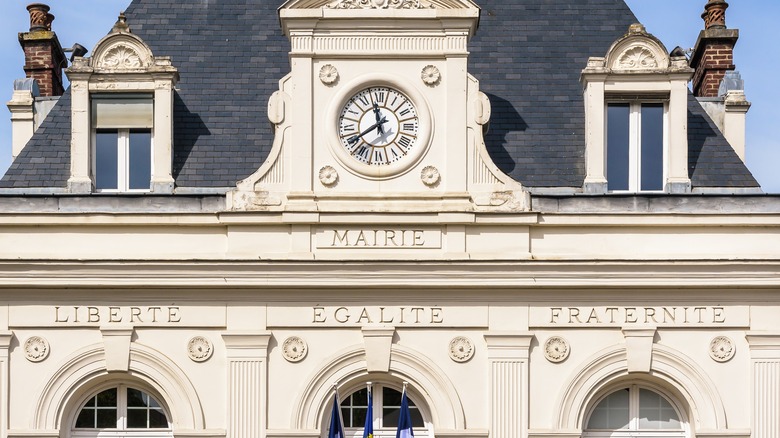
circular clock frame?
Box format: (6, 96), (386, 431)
(326, 73), (433, 180)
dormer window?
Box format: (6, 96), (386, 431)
(581, 24), (693, 194)
(65, 13), (178, 194)
(92, 95), (153, 192)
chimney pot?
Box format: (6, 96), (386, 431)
(703, 0), (729, 30)
(26, 3), (51, 32)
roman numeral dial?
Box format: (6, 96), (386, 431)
(338, 86), (420, 166)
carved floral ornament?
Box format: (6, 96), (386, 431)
(98, 44), (145, 70)
(24, 336), (50, 362)
(327, 0), (434, 9)
(615, 46), (659, 70)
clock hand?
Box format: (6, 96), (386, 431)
(372, 103), (385, 135)
(348, 116), (388, 145)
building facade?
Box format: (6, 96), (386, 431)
(0, 1), (778, 438)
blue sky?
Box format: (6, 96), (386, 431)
(0, 0), (777, 192)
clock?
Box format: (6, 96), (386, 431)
(326, 75), (432, 180)
(338, 86), (419, 166)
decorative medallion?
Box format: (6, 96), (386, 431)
(709, 336), (735, 362)
(616, 47), (658, 70)
(327, 0), (434, 9)
(421, 65), (441, 86)
(421, 166), (441, 187)
(282, 336), (308, 362)
(448, 336), (474, 363)
(187, 336), (213, 362)
(319, 166), (339, 187)
(24, 336), (50, 362)
(319, 64), (339, 85)
(101, 44), (143, 69)
(544, 336), (570, 363)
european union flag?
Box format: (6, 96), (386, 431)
(396, 388), (414, 438)
(327, 393), (345, 438)
(363, 386), (373, 438)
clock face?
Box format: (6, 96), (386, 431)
(338, 87), (420, 166)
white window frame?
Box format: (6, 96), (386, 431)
(605, 100), (669, 193)
(71, 385), (172, 438)
(338, 384), (432, 438)
(92, 129), (154, 193)
(583, 385), (688, 438)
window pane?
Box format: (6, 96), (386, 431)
(383, 387), (401, 405)
(127, 388), (147, 407)
(587, 388), (630, 430)
(96, 408), (117, 428)
(128, 130), (152, 190)
(95, 131), (118, 190)
(638, 389), (681, 429)
(96, 388), (117, 407)
(149, 408), (168, 428)
(607, 104), (630, 191)
(75, 409), (95, 428)
(127, 408), (147, 428)
(640, 104), (664, 191)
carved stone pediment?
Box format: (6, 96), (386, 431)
(91, 34), (154, 72)
(604, 24), (671, 72)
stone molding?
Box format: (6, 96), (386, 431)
(554, 343), (726, 431)
(293, 343), (464, 430)
(34, 343), (205, 431)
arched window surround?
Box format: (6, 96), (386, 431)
(582, 381), (691, 438)
(70, 383), (172, 437)
(331, 379), (434, 438)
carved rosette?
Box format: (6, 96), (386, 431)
(449, 336), (474, 362)
(187, 336), (213, 362)
(709, 336), (735, 362)
(617, 47), (658, 70)
(421, 166), (440, 187)
(319, 64), (339, 85)
(100, 44), (144, 70)
(327, 0), (434, 9)
(24, 336), (50, 362)
(421, 65), (441, 86)
(282, 336), (308, 362)
(319, 166), (339, 187)
(544, 336), (570, 363)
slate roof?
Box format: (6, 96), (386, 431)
(0, 0), (760, 190)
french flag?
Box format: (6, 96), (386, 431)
(396, 388), (414, 438)
(327, 393), (345, 438)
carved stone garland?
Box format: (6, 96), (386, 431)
(448, 336), (474, 362)
(187, 336), (214, 362)
(24, 336), (50, 362)
(327, 0), (434, 9)
(544, 336), (570, 363)
(709, 336), (735, 362)
(282, 336), (308, 362)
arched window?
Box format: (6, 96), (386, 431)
(584, 385), (687, 437)
(72, 385), (171, 437)
(340, 385), (429, 438)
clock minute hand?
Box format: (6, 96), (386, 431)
(348, 116), (388, 145)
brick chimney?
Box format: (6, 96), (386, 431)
(690, 0), (739, 98)
(18, 3), (66, 97)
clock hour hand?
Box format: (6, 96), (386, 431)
(348, 116), (388, 145)
(372, 103), (385, 135)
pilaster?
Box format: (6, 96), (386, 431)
(484, 332), (534, 438)
(0, 332), (13, 438)
(746, 332), (780, 438)
(222, 332), (272, 438)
